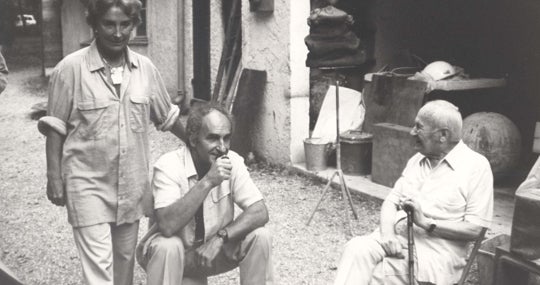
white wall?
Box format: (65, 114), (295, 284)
(147, 0), (178, 96)
(289, 1), (310, 164)
(184, 0), (310, 164)
(242, 0), (297, 164)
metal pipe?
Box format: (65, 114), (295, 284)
(406, 208), (415, 285)
(177, 0), (185, 106)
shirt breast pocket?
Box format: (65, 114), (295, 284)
(429, 186), (466, 214)
(130, 96), (150, 132)
(77, 100), (113, 140)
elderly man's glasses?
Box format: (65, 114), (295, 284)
(411, 123), (446, 135)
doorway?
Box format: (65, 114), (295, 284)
(192, 0), (211, 101)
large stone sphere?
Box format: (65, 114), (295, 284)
(462, 112), (521, 175)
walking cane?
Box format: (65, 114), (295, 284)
(404, 206), (415, 285)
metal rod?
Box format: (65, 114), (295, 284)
(337, 170), (354, 235)
(340, 171), (359, 220)
(335, 79), (341, 170)
(306, 171), (338, 226)
(306, 69), (360, 231)
(407, 209), (415, 285)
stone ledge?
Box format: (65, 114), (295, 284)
(291, 163), (512, 237)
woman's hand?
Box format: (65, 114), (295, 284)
(47, 176), (65, 206)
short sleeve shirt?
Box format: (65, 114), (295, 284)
(386, 141), (494, 284)
(0, 51), (7, 94)
(38, 41), (180, 227)
(152, 146), (264, 249)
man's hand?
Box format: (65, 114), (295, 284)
(379, 234), (404, 258)
(204, 156), (232, 187)
(400, 197), (429, 230)
(195, 236), (224, 268)
(46, 176), (65, 206)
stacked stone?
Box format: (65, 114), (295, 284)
(305, 5), (367, 68)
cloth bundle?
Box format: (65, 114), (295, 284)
(305, 5), (367, 68)
(510, 156), (540, 260)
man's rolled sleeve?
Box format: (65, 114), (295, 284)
(385, 177), (404, 206)
(38, 116), (67, 136)
(38, 66), (72, 136)
(464, 162), (494, 228)
(230, 153), (263, 210)
(149, 67), (180, 132)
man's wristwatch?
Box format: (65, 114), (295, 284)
(426, 218), (437, 233)
(217, 229), (229, 243)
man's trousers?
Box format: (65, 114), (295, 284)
(334, 233), (412, 285)
(73, 221), (139, 285)
(141, 227), (274, 285)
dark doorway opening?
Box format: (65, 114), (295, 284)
(192, 0), (211, 101)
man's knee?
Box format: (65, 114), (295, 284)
(248, 227), (272, 246)
(342, 235), (380, 259)
(148, 235), (185, 260)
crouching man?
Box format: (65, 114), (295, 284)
(137, 103), (274, 284)
(334, 100), (494, 285)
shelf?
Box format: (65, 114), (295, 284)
(426, 78), (507, 92)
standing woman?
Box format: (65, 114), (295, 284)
(37, 0), (186, 284)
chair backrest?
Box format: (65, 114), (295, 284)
(456, 227), (488, 285)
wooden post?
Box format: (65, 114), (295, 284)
(533, 122), (540, 154)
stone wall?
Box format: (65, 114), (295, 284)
(198, 0), (309, 164)
(240, 0), (292, 164)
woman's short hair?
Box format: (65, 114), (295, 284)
(186, 103), (234, 142)
(86, 0), (142, 28)
(418, 100), (463, 142)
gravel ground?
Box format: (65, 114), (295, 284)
(0, 39), (382, 285)
(0, 37), (479, 285)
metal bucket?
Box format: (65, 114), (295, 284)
(304, 138), (331, 171)
(340, 130), (373, 176)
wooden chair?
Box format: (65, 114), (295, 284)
(456, 227), (488, 285)
(417, 227), (488, 285)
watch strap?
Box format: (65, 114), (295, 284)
(217, 229), (229, 243)
(426, 220), (437, 233)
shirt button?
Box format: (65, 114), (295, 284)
(120, 123), (124, 128)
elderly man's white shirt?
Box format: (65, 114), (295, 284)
(386, 140), (493, 284)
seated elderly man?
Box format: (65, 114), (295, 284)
(334, 100), (493, 285)
(137, 103), (274, 285)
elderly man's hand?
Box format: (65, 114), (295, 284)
(400, 197), (430, 230)
(46, 176), (66, 206)
(379, 234), (404, 258)
(195, 236), (224, 268)
(205, 156), (232, 187)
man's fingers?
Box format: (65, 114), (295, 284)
(220, 169), (231, 177)
(380, 239), (403, 257)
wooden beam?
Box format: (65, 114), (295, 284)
(427, 78), (507, 92)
